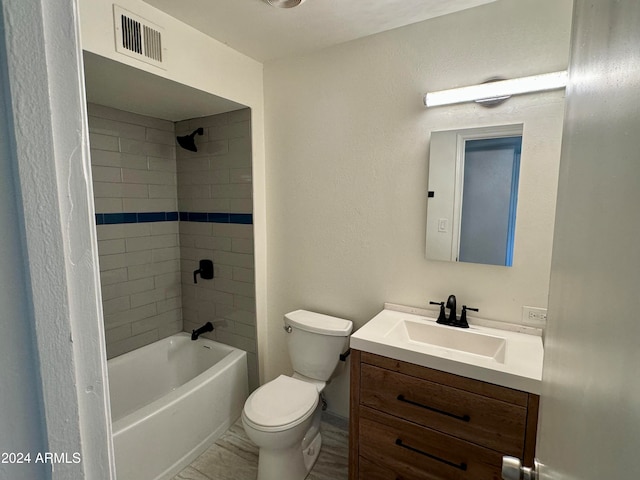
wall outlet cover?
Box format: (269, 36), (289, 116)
(522, 306), (547, 326)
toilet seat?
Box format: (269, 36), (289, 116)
(243, 375), (319, 432)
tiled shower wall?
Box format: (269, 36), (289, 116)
(89, 104), (257, 389)
(176, 109), (258, 390)
(88, 104), (182, 359)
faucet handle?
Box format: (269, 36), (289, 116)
(430, 301), (449, 325)
(455, 305), (478, 329)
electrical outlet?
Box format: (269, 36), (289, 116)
(522, 306), (547, 326)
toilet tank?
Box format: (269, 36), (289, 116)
(284, 310), (353, 381)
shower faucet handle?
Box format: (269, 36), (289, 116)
(193, 259), (214, 284)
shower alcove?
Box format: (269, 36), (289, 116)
(83, 51), (259, 391)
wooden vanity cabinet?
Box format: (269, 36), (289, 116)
(349, 350), (539, 480)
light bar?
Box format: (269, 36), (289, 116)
(424, 71), (568, 107)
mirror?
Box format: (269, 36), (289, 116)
(426, 124), (523, 266)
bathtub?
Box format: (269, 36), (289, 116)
(108, 333), (248, 480)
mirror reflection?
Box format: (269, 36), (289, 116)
(426, 124), (523, 266)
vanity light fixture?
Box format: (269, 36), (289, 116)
(424, 71), (568, 108)
(262, 0), (306, 7)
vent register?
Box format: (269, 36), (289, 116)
(113, 5), (165, 69)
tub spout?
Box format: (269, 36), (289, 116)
(191, 322), (214, 340)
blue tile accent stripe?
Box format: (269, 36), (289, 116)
(95, 211), (252, 225)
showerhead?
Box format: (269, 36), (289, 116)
(177, 128), (204, 152)
(263, 0), (306, 8)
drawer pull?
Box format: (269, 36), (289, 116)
(397, 394), (471, 422)
(395, 438), (468, 471)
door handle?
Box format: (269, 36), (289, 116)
(502, 456), (539, 480)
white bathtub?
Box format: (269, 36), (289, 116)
(108, 333), (248, 480)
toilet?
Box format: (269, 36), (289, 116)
(242, 309), (353, 480)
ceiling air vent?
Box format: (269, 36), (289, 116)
(113, 5), (165, 69)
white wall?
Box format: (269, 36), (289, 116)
(264, 0), (573, 416)
(1, 0), (115, 477)
(78, 0), (269, 381)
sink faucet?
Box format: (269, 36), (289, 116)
(446, 295), (457, 323)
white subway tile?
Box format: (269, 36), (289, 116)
(125, 236), (151, 253)
(213, 251), (254, 268)
(107, 330), (159, 359)
(178, 222), (212, 236)
(234, 294), (256, 312)
(148, 184), (177, 199)
(154, 272), (180, 289)
(130, 288), (166, 308)
(211, 184), (252, 199)
(102, 295), (131, 315)
(105, 324), (132, 344)
(213, 278), (255, 298)
(92, 166), (122, 183)
(229, 168), (252, 184)
(88, 116), (146, 140)
(100, 268), (128, 286)
(152, 247), (180, 262)
(128, 259), (180, 280)
(194, 236), (232, 251)
(124, 250), (152, 266)
(146, 127), (176, 145)
(148, 157), (177, 172)
(231, 238), (254, 254)
(90, 150), (122, 167)
(98, 239), (126, 256)
(121, 153), (148, 170)
(122, 198), (177, 212)
(101, 277), (154, 301)
(177, 157), (210, 173)
(151, 221), (179, 235)
(99, 253), (126, 271)
(93, 198), (123, 213)
(232, 266), (255, 284)
(122, 168), (176, 185)
(122, 223), (152, 238)
(104, 303), (157, 328)
(211, 223), (254, 239)
(228, 199), (253, 213)
(89, 133), (119, 152)
(178, 184), (211, 200)
(96, 224), (124, 241)
(157, 296), (181, 314)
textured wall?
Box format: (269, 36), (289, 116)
(263, 0), (573, 416)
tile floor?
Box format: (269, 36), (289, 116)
(172, 415), (349, 480)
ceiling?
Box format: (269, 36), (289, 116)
(143, 0), (497, 62)
(83, 52), (246, 121)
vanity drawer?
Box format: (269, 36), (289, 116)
(360, 363), (527, 456)
(359, 407), (503, 480)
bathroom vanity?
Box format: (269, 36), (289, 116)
(348, 305), (543, 480)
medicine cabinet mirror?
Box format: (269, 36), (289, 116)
(426, 124), (523, 266)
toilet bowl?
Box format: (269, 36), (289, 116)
(242, 310), (352, 480)
(242, 375), (323, 480)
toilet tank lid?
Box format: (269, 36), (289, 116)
(284, 310), (353, 336)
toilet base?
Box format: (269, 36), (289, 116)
(256, 431), (322, 480)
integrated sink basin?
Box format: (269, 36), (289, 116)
(385, 319), (507, 363)
(350, 303), (544, 393)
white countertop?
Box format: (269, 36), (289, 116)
(350, 306), (544, 394)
